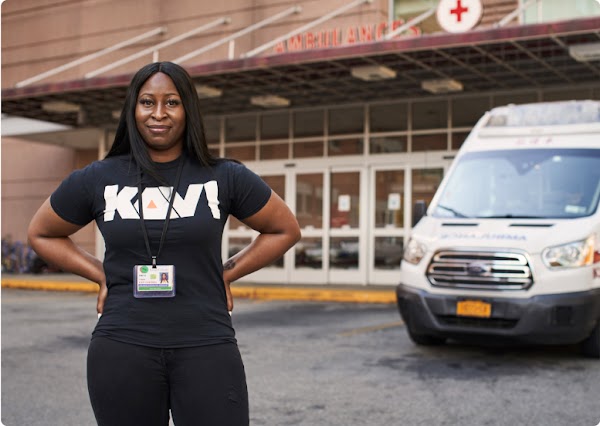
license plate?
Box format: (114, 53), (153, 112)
(456, 300), (492, 318)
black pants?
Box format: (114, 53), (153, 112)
(87, 337), (249, 426)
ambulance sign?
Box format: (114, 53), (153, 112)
(436, 0), (483, 33)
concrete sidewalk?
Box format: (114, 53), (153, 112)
(1, 274), (397, 304)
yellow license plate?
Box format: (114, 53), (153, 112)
(456, 300), (492, 318)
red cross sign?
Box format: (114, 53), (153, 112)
(437, 0), (483, 33)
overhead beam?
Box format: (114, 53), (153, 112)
(15, 27), (165, 88)
(85, 18), (230, 78)
(174, 6), (302, 64)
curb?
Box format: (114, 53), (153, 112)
(1, 278), (397, 304)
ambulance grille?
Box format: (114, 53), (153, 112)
(426, 250), (533, 290)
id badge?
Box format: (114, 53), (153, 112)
(133, 265), (176, 298)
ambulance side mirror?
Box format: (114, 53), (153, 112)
(412, 200), (427, 226)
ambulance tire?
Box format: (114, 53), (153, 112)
(581, 320), (600, 359)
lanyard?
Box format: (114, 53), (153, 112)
(137, 156), (185, 268)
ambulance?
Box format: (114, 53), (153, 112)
(396, 100), (600, 357)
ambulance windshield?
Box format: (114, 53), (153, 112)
(433, 149), (600, 219)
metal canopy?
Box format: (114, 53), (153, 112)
(2, 17), (600, 129)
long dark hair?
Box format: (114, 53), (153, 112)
(106, 62), (218, 181)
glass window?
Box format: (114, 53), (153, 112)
(330, 237), (359, 270)
(262, 175), (285, 200)
(328, 106), (364, 135)
(293, 110), (324, 137)
(395, 0), (437, 16)
(412, 168), (444, 222)
(228, 216), (246, 230)
(493, 92), (537, 108)
(412, 100), (447, 130)
(412, 134), (447, 151)
(543, 88), (592, 102)
(228, 237), (251, 258)
(296, 237), (323, 269)
(370, 136), (407, 154)
(375, 170), (405, 228)
(225, 115), (256, 142)
(452, 96), (490, 127)
(259, 143), (288, 160)
(374, 236), (404, 270)
(394, 0), (439, 34)
(261, 112), (289, 140)
(296, 173), (323, 229)
(204, 116), (220, 144)
(208, 146), (220, 158)
(224, 145), (255, 162)
(451, 132), (470, 150)
(328, 138), (363, 156)
(330, 171), (360, 228)
(370, 102), (408, 132)
(523, 0), (600, 23)
(293, 141), (324, 158)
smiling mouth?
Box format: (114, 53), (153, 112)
(148, 126), (170, 134)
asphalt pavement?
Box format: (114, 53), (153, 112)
(3, 289), (600, 426)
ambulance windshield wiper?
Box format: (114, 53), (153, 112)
(479, 214), (546, 219)
(436, 204), (470, 218)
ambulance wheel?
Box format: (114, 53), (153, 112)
(581, 320), (600, 359)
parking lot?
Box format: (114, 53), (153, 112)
(2, 288), (600, 426)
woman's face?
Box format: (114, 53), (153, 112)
(135, 72), (186, 162)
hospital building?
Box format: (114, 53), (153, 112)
(2, 0), (600, 285)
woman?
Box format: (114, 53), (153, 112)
(28, 61), (301, 426)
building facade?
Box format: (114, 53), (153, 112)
(2, 0), (600, 285)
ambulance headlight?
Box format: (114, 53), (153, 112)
(542, 235), (595, 269)
(403, 238), (427, 265)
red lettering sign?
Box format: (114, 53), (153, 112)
(376, 22), (387, 40)
(274, 41), (285, 54)
(359, 25), (373, 42)
(274, 20), (421, 53)
(331, 28), (341, 46)
(288, 34), (302, 51)
(346, 27), (356, 44)
(306, 32), (315, 49)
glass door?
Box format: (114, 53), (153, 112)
(368, 167), (407, 284)
(328, 168), (366, 285)
(411, 167), (445, 226)
(291, 170), (327, 284)
(367, 164), (446, 285)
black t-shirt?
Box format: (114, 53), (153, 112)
(50, 154), (271, 348)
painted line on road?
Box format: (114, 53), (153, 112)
(338, 320), (404, 337)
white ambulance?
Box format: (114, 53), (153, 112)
(396, 100), (600, 358)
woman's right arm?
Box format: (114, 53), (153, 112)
(28, 198), (107, 313)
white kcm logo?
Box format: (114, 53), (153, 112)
(436, 0), (483, 33)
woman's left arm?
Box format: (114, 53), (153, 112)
(223, 190), (301, 311)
